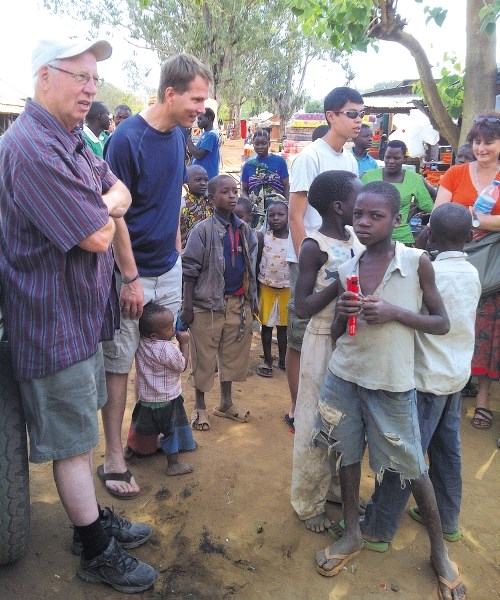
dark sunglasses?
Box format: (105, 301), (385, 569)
(474, 117), (500, 124)
(335, 110), (366, 119)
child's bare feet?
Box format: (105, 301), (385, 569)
(304, 513), (332, 532)
(166, 462), (194, 476)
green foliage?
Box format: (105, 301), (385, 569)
(479, 0), (500, 34)
(287, 0), (373, 54)
(423, 5), (447, 27)
(304, 98), (323, 112)
(43, 0), (324, 135)
(413, 52), (464, 119)
(96, 82), (145, 114)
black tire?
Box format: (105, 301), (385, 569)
(0, 340), (30, 565)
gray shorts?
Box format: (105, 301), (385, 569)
(19, 346), (107, 463)
(103, 257), (182, 374)
(286, 262), (310, 352)
(317, 371), (427, 482)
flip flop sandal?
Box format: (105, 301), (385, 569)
(330, 519), (389, 553)
(471, 407), (493, 429)
(213, 404), (250, 423)
(408, 506), (462, 541)
(316, 547), (362, 577)
(256, 363), (273, 377)
(190, 408), (210, 431)
(437, 561), (463, 600)
(96, 464), (140, 499)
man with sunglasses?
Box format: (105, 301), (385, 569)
(287, 86), (364, 533)
(0, 38), (158, 593)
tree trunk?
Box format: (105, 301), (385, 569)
(379, 30), (460, 151)
(461, 0), (497, 146)
(233, 103), (242, 140)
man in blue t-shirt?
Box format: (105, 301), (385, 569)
(187, 107), (220, 179)
(350, 123), (379, 176)
(101, 53), (213, 499)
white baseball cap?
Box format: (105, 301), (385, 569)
(32, 38), (112, 77)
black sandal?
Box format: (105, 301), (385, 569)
(471, 407), (493, 429)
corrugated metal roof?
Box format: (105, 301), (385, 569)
(0, 79), (27, 114)
(0, 101), (24, 115)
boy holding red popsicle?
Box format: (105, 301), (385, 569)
(313, 181), (466, 600)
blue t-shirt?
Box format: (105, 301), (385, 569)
(350, 148), (379, 177)
(241, 153), (289, 196)
(105, 115), (186, 276)
(214, 212), (245, 294)
(192, 129), (220, 179)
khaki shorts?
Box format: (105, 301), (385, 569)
(188, 297), (253, 392)
(286, 262), (310, 351)
(103, 257), (182, 374)
(19, 346), (107, 463)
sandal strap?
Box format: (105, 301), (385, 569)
(473, 407), (493, 421)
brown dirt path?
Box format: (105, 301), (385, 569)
(1, 331), (499, 600)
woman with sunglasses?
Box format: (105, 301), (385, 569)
(434, 113), (500, 434)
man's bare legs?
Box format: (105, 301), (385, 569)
(101, 372), (140, 495)
(285, 347), (300, 420)
(410, 475), (466, 599)
(53, 452), (99, 525)
(315, 463), (364, 571)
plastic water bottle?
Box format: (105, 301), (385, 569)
(474, 179), (499, 215)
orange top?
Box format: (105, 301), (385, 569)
(439, 163), (500, 215)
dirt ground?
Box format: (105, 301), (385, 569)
(1, 140), (499, 600)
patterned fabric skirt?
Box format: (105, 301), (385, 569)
(126, 394), (196, 455)
(471, 290), (500, 380)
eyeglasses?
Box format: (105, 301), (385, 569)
(48, 65), (104, 88)
(335, 110), (366, 120)
(474, 117), (500, 124)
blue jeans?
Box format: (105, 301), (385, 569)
(317, 372), (426, 481)
(360, 391), (462, 541)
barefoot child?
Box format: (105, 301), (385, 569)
(182, 174), (258, 431)
(255, 200), (290, 377)
(314, 181), (466, 599)
(291, 170), (364, 531)
(124, 303), (196, 476)
(358, 203), (480, 550)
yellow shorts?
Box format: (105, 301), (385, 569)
(258, 284), (290, 327)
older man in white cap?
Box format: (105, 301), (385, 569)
(0, 38), (157, 593)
